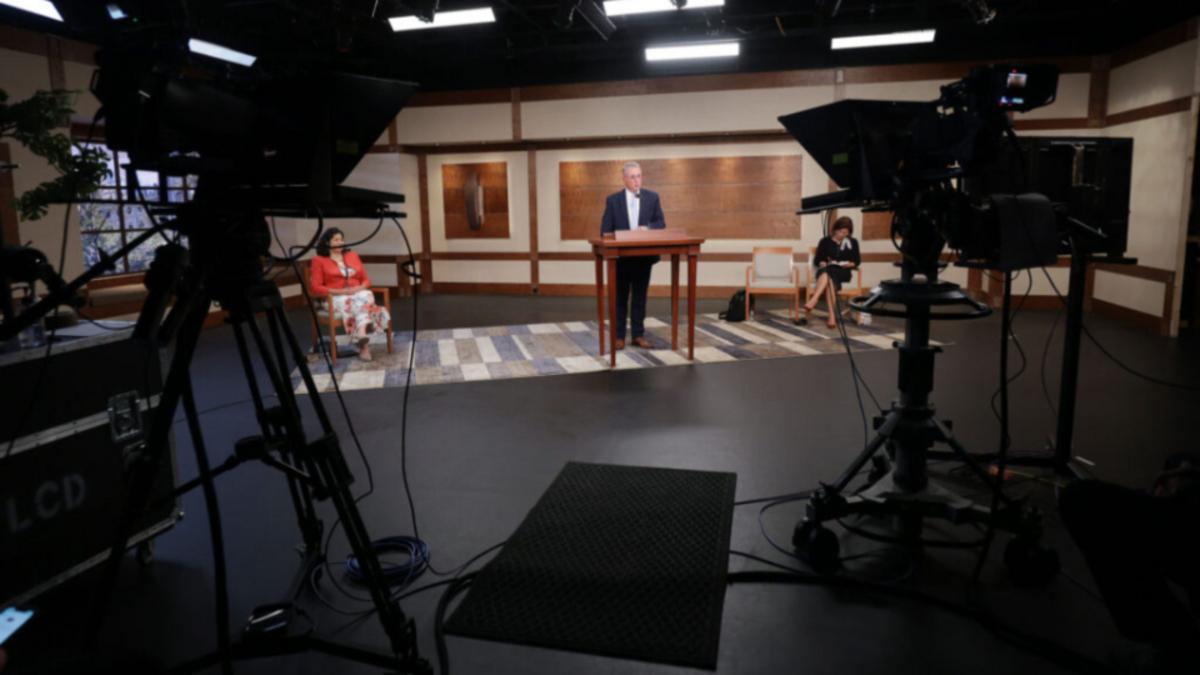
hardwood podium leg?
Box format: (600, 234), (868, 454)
(595, 256), (605, 356)
(671, 254), (680, 350)
(607, 257), (618, 368)
(687, 252), (697, 360)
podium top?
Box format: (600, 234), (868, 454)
(614, 227), (686, 241)
(588, 228), (704, 248)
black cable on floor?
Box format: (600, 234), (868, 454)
(734, 489), (813, 506)
(1039, 266), (1199, 392)
(973, 271), (1015, 585)
(833, 296), (884, 413)
(1039, 302), (1065, 416)
(831, 295), (873, 448)
(988, 270), (1033, 424)
(434, 573), (477, 675)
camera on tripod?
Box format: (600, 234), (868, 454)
(775, 65), (1071, 579)
(783, 63), (1062, 281)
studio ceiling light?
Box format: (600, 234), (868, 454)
(831, 29), (936, 50)
(187, 38), (257, 67)
(389, 7), (495, 32)
(0, 0), (63, 21)
(106, 3), (127, 20)
(604, 0), (723, 17)
(645, 41), (739, 62)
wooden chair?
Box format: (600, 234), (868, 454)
(299, 261), (394, 365)
(805, 247), (867, 324)
(745, 247), (802, 321)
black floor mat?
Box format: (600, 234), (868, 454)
(444, 461), (737, 669)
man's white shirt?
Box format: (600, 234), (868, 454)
(625, 189), (640, 230)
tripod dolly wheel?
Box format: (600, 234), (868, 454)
(792, 520), (840, 574)
(1003, 536), (1060, 587)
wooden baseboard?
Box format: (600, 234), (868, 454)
(535, 283), (743, 299)
(1091, 298), (1166, 335)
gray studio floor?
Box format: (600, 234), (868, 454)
(45, 294), (1200, 674)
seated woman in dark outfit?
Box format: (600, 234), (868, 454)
(804, 216), (861, 329)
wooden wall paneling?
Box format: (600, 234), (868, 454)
(1088, 55), (1110, 126)
(528, 149), (539, 291)
(559, 156), (803, 240)
(1106, 97), (1193, 127)
(417, 154), (433, 292)
(861, 211), (892, 240)
(511, 88), (522, 141)
(0, 24), (95, 64)
(45, 35), (65, 89)
(442, 162), (510, 239)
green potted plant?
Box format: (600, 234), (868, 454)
(0, 88), (109, 223)
(1, 88), (109, 345)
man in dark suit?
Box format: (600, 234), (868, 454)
(600, 161), (666, 349)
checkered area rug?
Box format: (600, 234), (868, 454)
(293, 311), (914, 394)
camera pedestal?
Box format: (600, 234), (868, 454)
(791, 279), (1060, 585)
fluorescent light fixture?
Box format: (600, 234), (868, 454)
(604, 0), (723, 17)
(187, 39), (257, 67)
(831, 29), (936, 50)
(106, 3), (127, 19)
(0, 0), (63, 21)
(645, 40), (739, 62)
(389, 7), (496, 32)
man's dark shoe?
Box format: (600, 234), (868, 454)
(614, 339), (625, 350)
(631, 336), (652, 348)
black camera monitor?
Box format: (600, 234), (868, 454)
(779, 100), (928, 208)
(989, 65), (1058, 113)
(96, 50), (416, 206)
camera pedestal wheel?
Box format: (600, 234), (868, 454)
(792, 520), (841, 574)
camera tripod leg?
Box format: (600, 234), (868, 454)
(932, 419), (1018, 509)
(831, 412), (900, 493)
(243, 284), (426, 669)
(233, 317), (324, 552)
(179, 372), (234, 675)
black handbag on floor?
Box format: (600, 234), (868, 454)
(719, 290), (748, 322)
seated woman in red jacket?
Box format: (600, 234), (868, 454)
(309, 228), (391, 361)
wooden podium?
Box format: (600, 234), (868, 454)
(588, 229), (706, 368)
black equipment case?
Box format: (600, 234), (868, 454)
(0, 327), (180, 607)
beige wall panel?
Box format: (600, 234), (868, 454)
(844, 78), (947, 101)
(1093, 269), (1165, 316)
(427, 152), (529, 253)
(539, 260), (595, 285)
(433, 260), (529, 283)
(1020, 72), (1091, 120)
(522, 86), (834, 139)
(64, 60), (99, 122)
(395, 103), (513, 144)
(364, 263), (397, 288)
(1108, 40), (1197, 115)
(647, 260), (749, 287)
(1106, 113), (1191, 270)
(3, 48), (88, 279)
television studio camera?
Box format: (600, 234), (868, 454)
(0, 2), (431, 673)
(779, 63), (1101, 580)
